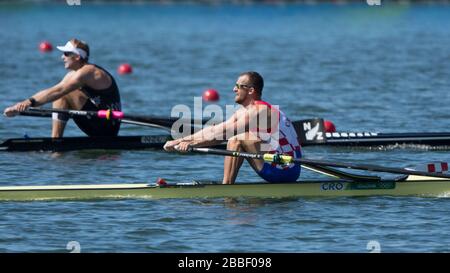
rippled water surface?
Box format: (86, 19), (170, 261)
(1, 3), (450, 252)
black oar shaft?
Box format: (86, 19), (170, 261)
(19, 111), (51, 118)
(192, 147), (263, 159)
(22, 108), (210, 130)
(26, 107), (106, 118)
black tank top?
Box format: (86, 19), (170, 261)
(80, 65), (121, 111)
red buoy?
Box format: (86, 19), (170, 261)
(39, 41), (53, 52)
(324, 120), (336, 133)
(156, 177), (167, 186)
(202, 89), (219, 102)
(117, 63), (133, 75)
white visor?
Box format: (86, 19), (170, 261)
(56, 41), (88, 59)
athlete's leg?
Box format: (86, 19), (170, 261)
(51, 90), (88, 138)
(223, 132), (264, 184)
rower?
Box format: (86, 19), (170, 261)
(164, 71), (302, 184)
(3, 38), (121, 137)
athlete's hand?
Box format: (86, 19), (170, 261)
(174, 142), (192, 153)
(3, 106), (18, 117)
(163, 140), (180, 152)
(3, 100), (31, 117)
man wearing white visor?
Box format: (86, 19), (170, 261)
(3, 38), (121, 137)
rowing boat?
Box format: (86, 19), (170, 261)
(7, 109), (450, 151)
(0, 135), (173, 152)
(1, 175), (449, 201)
(4, 108), (450, 201)
(2, 131), (450, 152)
(2, 147), (450, 201)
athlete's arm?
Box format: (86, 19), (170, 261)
(3, 69), (88, 117)
(163, 112), (239, 152)
(205, 104), (272, 142)
(164, 106), (265, 152)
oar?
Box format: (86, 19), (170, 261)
(18, 110), (164, 131)
(186, 147), (450, 179)
(24, 107), (123, 119)
(21, 107), (208, 131)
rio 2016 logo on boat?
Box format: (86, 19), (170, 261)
(321, 182), (344, 191)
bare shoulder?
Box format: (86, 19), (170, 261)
(254, 102), (269, 110)
(78, 64), (109, 81)
(245, 103), (265, 114)
(62, 70), (76, 80)
(255, 103), (272, 115)
(60, 70), (83, 85)
(78, 63), (97, 75)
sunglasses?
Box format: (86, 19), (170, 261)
(235, 83), (253, 89)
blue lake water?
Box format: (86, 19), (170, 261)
(1, 2), (450, 252)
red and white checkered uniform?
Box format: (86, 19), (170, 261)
(251, 101), (302, 170)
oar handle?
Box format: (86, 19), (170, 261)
(97, 110), (124, 120)
(262, 153), (294, 165)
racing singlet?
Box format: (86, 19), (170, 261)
(79, 65), (121, 111)
(74, 65), (121, 136)
(252, 100), (302, 182)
